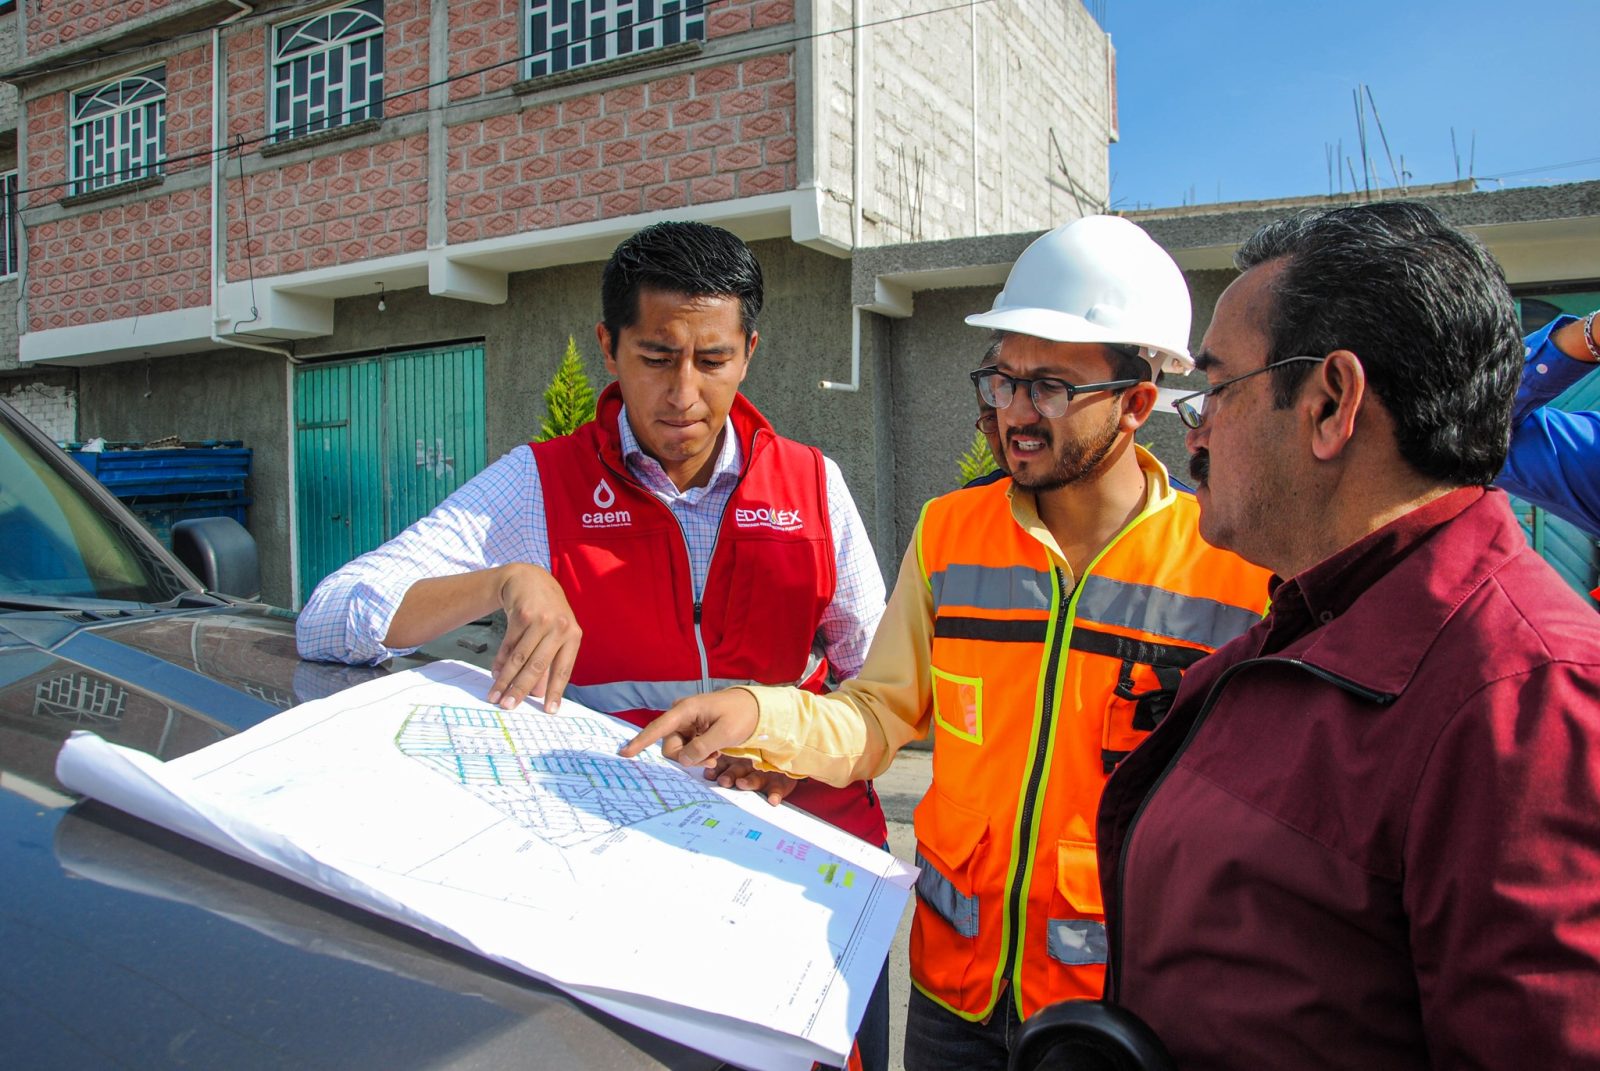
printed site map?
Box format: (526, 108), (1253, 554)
(395, 702), (726, 849)
(57, 661), (915, 1071)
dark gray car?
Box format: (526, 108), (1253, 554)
(0, 396), (719, 1069)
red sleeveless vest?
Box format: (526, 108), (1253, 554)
(531, 384), (887, 845)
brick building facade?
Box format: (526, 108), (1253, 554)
(0, 0), (1119, 605)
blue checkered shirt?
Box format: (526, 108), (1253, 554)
(295, 404), (887, 676)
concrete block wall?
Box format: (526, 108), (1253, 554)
(18, 2), (799, 303)
(0, 7), (18, 135)
(24, 44), (214, 331)
(445, 39), (796, 239)
(220, 3), (430, 280)
(25, 0), (185, 54)
(446, 0), (522, 101)
(29, 183), (213, 332)
(0, 280), (18, 371)
(230, 137), (431, 277)
(76, 347), (291, 600)
(2, 377), (75, 440)
(816, 0), (1114, 247)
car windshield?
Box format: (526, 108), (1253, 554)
(0, 415), (189, 606)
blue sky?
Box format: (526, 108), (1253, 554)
(1104, 0), (1598, 209)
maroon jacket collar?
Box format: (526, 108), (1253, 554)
(1262, 486), (1527, 697)
(590, 382), (774, 478)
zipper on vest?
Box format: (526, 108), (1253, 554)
(998, 565), (1072, 1013)
(665, 502), (723, 694)
(598, 448), (743, 696)
(691, 600), (712, 691)
(1103, 655), (1396, 1000)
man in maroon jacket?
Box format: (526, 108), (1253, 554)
(1098, 202), (1600, 1069)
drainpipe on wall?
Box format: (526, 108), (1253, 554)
(821, 0), (866, 393)
(209, 2), (303, 603)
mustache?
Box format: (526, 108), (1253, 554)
(1006, 424), (1053, 446)
(1188, 449), (1210, 486)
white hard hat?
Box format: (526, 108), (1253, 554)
(966, 215), (1194, 375)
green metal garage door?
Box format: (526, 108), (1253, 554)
(294, 343), (486, 605)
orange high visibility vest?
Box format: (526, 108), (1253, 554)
(910, 474), (1271, 1021)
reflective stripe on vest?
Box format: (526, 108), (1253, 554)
(914, 850), (980, 938)
(567, 651), (827, 714)
(1047, 918), (1107, 966)
(1074, 574), (1264, 651)
(930, 564), (1052, 612)
(566, 678), (760, 714)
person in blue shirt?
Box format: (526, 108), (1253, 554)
(1501, 311), (1600, 538)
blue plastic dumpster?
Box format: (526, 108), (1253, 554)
(67, 442), (253, 547)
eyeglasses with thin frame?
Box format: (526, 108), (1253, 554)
(975, 411), (998, 434)
(1171, 355), (1327, 430)
(968, 368), (1142, 420)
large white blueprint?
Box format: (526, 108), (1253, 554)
(56, 660), (917, 1070)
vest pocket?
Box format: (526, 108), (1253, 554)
(912, 785), (990, 939)
(1101, 658), (1180, 772)
(1047, 840), (1107, 966)
(930, 665), (984, 745)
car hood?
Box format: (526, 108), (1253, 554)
(0, 605), (712, 1070)
(0, 603), (397, 798)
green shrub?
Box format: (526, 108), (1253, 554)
(956, 427), (998, 486)
(534, 336), (598, 442)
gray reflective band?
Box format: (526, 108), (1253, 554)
(914, 850), (979, 938)
(566, 677), (758, 713)
(930, 564), (1052, 612)
(1075, 574), (1260, 650)
(1047, 918), (1107, 965)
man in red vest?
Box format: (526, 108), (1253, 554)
(297, 221), (892, 1069)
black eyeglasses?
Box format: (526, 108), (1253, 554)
(1171, 355), (1326, 430)
(969, 368), (1141, 420)
(975, 411), (998, 434)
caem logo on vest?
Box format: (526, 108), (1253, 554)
(584, 477), (632, 528)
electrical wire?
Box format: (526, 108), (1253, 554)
(12, 0), (998, 211)
(1478, 156), (1600, 181)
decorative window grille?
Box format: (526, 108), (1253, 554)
(0, 172), (16, 278)
(69, 69), (166, 197)
(35, 673), (127, 727)
(525, 1), (706, 79)
(271, 0), (385, 142)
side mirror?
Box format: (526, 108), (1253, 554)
(171, 516), (261, 600)
(1009, 1000), (1175, 1071)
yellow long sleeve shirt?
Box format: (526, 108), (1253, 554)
(730, 450), (1171, 786)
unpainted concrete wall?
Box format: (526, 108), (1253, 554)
(816, 0), (1113, 248)
(73, 347), (291, 600)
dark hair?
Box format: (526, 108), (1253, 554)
(601, 221), (764, 346)
(1235, 201), (1522, 486)
(1105, 343), (1155, 385)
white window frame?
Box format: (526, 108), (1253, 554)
(270, 0), (385, 143)
(0, 171), (16, 278)
(524, 0), (706, 80)
(69, 68), (166, 197)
